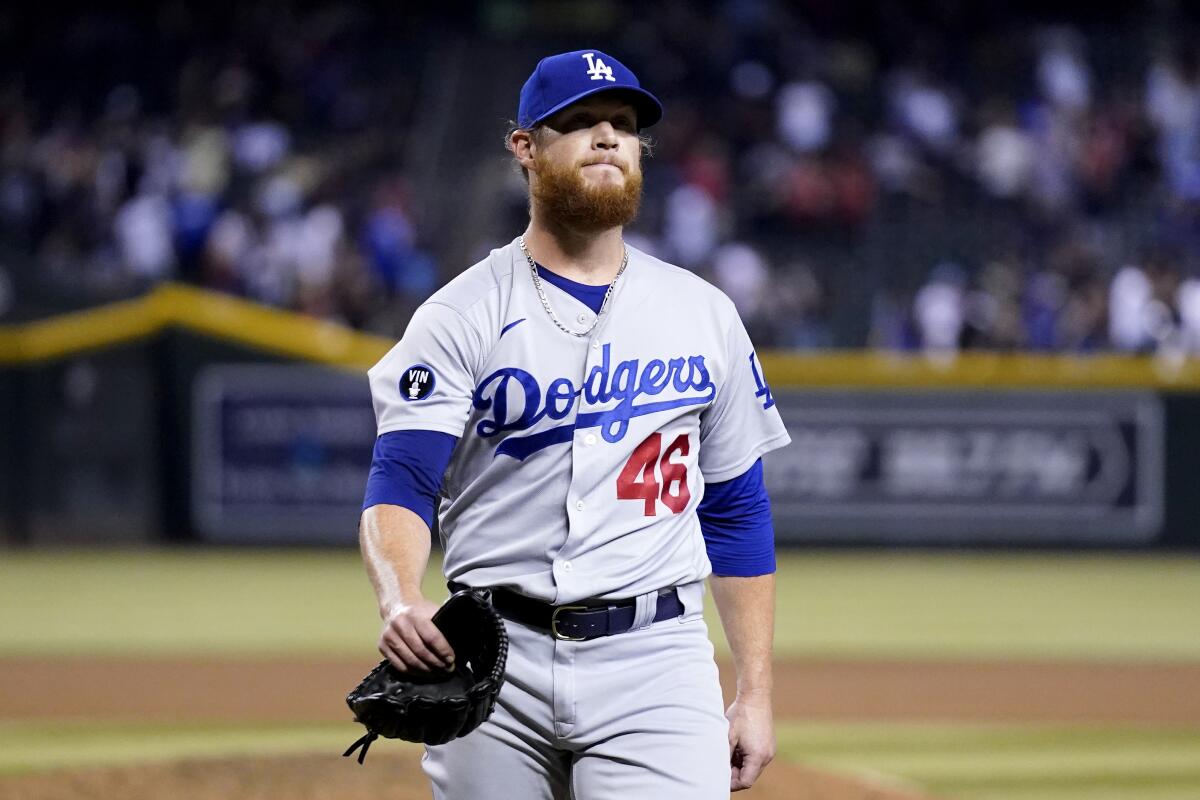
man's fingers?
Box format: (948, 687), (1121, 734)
(397, 622), (448, 670)
(378, 639), (406, 672)
(379, 642), (408, 672)
(380, 632), (428, 672)
(731, 751), (769, 791)
(414, 617), (456, 666)
(729, 745), (744, 791)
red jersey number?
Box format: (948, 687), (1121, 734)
(616, 432), (692, 516)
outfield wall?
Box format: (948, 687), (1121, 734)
(1, 285), (1198, 547)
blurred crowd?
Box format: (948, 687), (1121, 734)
(3, 3), (1200, 352)
(0, 6), (440, 331)
(610, 2), (1200, 353)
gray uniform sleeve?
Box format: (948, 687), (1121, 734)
(698, 312), (791, 482)
(367, 302), (484, 437)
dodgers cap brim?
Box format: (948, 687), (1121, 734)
(530, 85), (663, 131)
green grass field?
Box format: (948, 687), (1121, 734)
(3, 549), (1199, 660)
(2, 549), (1199, 798)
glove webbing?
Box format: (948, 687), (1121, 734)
(343, 731), (378, 765)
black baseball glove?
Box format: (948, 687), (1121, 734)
(342, 589), (508, 764)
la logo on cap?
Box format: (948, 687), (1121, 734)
(582, 53), (615, 82)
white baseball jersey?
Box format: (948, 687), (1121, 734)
(368, 237), (791, 604)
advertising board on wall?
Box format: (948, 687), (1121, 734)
(763, 391), (1165, 544)
(193, 365), (1166, 545)
(192, 365), (375, 543)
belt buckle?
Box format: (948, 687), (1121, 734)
(550, 605), (589, 641)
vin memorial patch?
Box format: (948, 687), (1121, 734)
(400, 364), (436, 401)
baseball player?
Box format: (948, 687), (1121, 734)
(359, 49), (791, 798)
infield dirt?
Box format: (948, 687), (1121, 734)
(0, 751), (934, 800)
(2, 655), (1198, 799)
(2, 656), (1198, 724)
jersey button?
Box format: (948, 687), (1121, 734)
(576, 313), (589, 324)
(584, 433), (598, 446)
(575, 500), (585, 511)
(562, 560), (573, 572)
(591, 340), (600, 349)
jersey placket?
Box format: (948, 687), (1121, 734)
(552, 326), (597, 600)
(552, 278), (617, 603)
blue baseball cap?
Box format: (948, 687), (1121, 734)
(518, 49), (663, 130)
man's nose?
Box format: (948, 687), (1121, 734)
(593, 122), (618, 148)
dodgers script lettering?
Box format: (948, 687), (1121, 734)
(472, 343), (715, 460)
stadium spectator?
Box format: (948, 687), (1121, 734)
(3, 3), (1200, 354)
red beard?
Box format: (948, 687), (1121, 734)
(531, 156), (643, 232)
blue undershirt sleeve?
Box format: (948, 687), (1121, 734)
(697, 459), (777, 577)
(362, 430), (458, 528)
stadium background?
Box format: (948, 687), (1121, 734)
(2, 2), (1199, 798)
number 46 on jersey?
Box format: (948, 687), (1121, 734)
(616, 432), (690, 516)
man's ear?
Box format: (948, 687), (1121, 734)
(510, 129), (537, 172)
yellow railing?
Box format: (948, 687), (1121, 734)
(759, 350), (1200, 390)
(0, 284), (391, 370)
(3, 283), (1200, 389)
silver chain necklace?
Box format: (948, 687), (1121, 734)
(519, 236), (627, 338)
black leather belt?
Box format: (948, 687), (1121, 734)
(449, 582), (684, 641)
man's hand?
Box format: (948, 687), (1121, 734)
(726, 691), (775, 792)
(378, 597), (456, 673)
